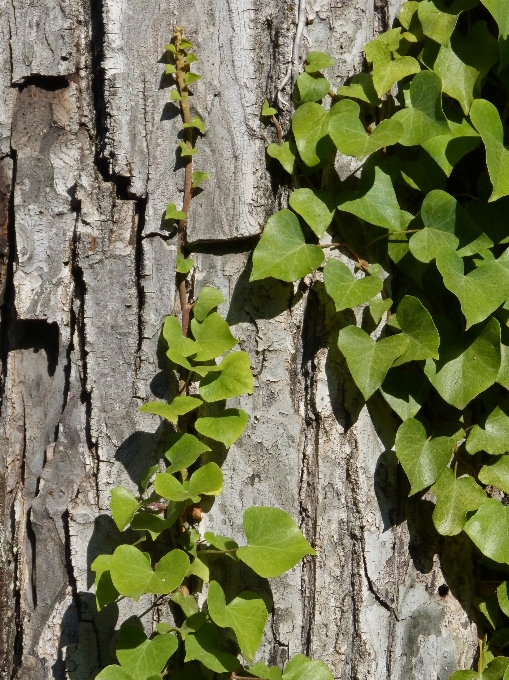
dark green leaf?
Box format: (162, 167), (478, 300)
(184, 622), (240, 673)
(432, 468), (486, 535)
(392, 295), (440, 366)
(267, 142), (296, 174)
(467, 404), (509, 455)
(116, 625), (178, 680)
(465, 498), (509, 564)
(380, 365), (430, 420)
(337, 166), (401, 231)
(479, 456), (509, 494)
(470, 99), (509, 202)
(288, 189), (336, 238)
(417, 0), (478, 46)
(323, 259), (383, 312)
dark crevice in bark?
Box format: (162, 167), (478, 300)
(14, 75), (70, 92)
(374, 0), (390, 35)
(134, 198), (147, 368)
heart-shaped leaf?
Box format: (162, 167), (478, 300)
(431, 468), (487, 535)
(237, 507), (315, 578)
(380, 365), (430, 420)
(337, 73), (380, 106)
(139, 396), (202, 423)
(409, 190), (492, 263)
(470, 99), (509, 202)
(165, 202), (186, 220)
(195, 409), (249, 447)
(176, 256), (194, 274)
(191, 312), (238, 361)
(131, 511), (175, 539)
(392, 71), (450, 146)
(110, 546), (189, 600)
(395, 418), (454, 495)
(329, 111), (403, 159)
(282, 654), (334, 680)
(422, 115), (480, 177)
(288, 189), (336, 238)
(467, 404), (509, 455)
(182, 115), (205, 132)
(110, 487), (141, 531)
(424, 317), (501, 410)
(369, 297), (392, 324)
(465, 498), (509, 564)
(418, 0), (478, 46)
(337, 326), (409, 400)
(337, 166), (401, 231)
(116, 626), (178, 680)
(250, 209), (324, 282)
(164, 433), (211, 473)
(450, 657), (509, 679)
(199, 351), (254, 402)
(436, 248), (509, 327)
(187, 462), (223, 496)
(191, 171), (210, 188)
(95, 667), (133, 680)
(207, 580), (268, 660)
(392, 295), (440, 366)
(364, 38), (420, 97)
(193, 287), (224, 322)
(297, 72), (330, 103)
(481, 0), (509, 72)
(155, 472), (195, 502)
(323, 259), (382, 312)
(267, 141), (296, 174)
(304, 51), (335, 73)
(479, 456), (509, 494)
(163, 316), (197, 356)
(184, 622), (240, 673)
(261, 100), (277, 117)
(91, 554), (119, 611)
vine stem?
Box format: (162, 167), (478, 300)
(271, 115), (283, 146)
(197, 547), (239, 555)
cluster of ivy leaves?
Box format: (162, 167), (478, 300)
(91, 34), (333, 680)
(257, 0), (509, 676)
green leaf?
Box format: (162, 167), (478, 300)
(173, 590), (200, 617)
(139, 396), (202, 424)
(498, 582), (509, 618)
(422, 21), (499, 114)
(237, 507), (315, 578)
(323, 259), (383, 312)
(476, 594), (504, 630)
(183, 115), (205, 132)
(304, 51), (335, 73)
(204, 531), (240, 560)
(179, 141), (198, 157)
(247, 662), (272, 679)
(292, 101), (355, 168)
(165, 202), (186, 220)
(195, 408), (249, 447)
(297, 72), (331, 103)
(165, 63), (176, 75)
(191, 312), (238, 361)
(95, 667), (133, 680)
(116, 626), (178, 680)
(110, 487), (141, 531)
(395, 418), (454, 495)
(110, 546), (189, 600)
(282, 654), (334, 680)
(184, 72), (201, 85)
(481, 0), (509, 71)
(424, 317), (501, 410)
(467, 404), (509, 455)
(465, 498), (509, 564)
(180, 39), (193, 49)
(337, 166), (401, 231)
(186, 556), (210, 582)
(409, 190), (493, 263)
(207, 580), (268, 660)
(329, 110), (403, 159)
(380, 365), (430, 420)
(184, 623), (240, 673)
(337, 73), (380, 106)
(337, 326), (409, 400)
(185, 52), (198, 63)
(91, 554), (119, 610)
(250, 209), (324, 282)
(162, 316), (197, 356)
(188, 462), (223, 496)
(417, 0), (478, 46)
(369, 297), (392, 324)
(421, 116), (480, 177)
(398, 1), (425, 41)
(193, 287), (224, 322)
(479, 456), (509, 494)
(470, 99), (509, 202)
(364, 38), (420, 97)
(431, 468), (486, 535)
(192, 171), (210, 188)
(131, 512), (174, 539)
(288, 189), (336, 238)
(391, 71), (450, 146)
(267, 142), (296, 175)
(450, 658), (509, 679)
(170, 90), (184, 101)
(466, 198), (509, 246)
(392, 295), (440, 366)
(176, 256), (194, 274)
(165, 433), (211, 473)
(436, 248), (509, 327)
(199, 352), (254, 402)
(154, 472), (194, 502)
(261, 100), (277, 117)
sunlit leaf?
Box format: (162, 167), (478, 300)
(288, 189), (336, 238)
(470, 99), (509, 202)
(465, 498), (509, 564)
(139, 397), (202, 424)
(116, 626), (178, 680)
(432, 468), (486, 535)
(337, 166), (401, 231)
(364, 38), (420, 97)
(195, 409), (249, 447)
(323, 259), (382, 312)
(110, 487), (141, 531)
(392, 295), (440, 366)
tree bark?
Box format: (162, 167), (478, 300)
(0, 1), (479, 679)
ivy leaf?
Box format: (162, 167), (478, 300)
(95, 667), (133, 680)
(154, 472), (195, 502)
(176, 256), (194, 274)
(470, 99), (509, 202)
(398, 1), (425, 42)
(395, 418), (454, 495)
(409, 190), (493, 263)
(479, 456), (509, 495)
(91, 554), (119, 611)
(185, 52), (198, 64)
(191, 312), (238, 361)
(267, 142), (296, 175)
(165, 202), (186, 220)
(431, 468), (487, 535)
(323, 259), (383, 312)
(179, 141), (198, 157)
(193, 287), (224, 322)
(110, 546), (189, 600)
(261, 100), (277, 117)
(188, 462), (223, 496)
(163, 316), (197, 356)
(250, 209), (324, 282)
(288, 189), (336, 238)
(195, 409), (248, 447)
(173, 591), (200, 617)
(467, 404), (509, 455)
(364, 38), (420, 97)
(464, 498), (509, 564)
(337, 73), (381, 106)
(380, 365), (430, 420)
(476, 594), (504, 631)
(424, 317), (501, 410)
(282, 654), (334, 680)
(498, 582), (509, 618)
(466, 198), (509, 246)
(391, 71), (450, 146)
(183, 115), (205, 132)
(207, 580), (268, 661)
(337, 166), (401, 231)
(337, 326), (409, 400)
(369, 297), (392, 324)
(237, 507), (316, 578)
(450, 658), (509, 679)
(170, 90), (184, 101)
(116, 626), (178, 680)
(131, 512), (174, 540)
(192, 171), (210, 188)
(204, 532), (240, 560)
(184, 622), (240, 673)
(110, 487), (141, 531)
(165, 433), (211, 473)
(436, 248), (509, 327)
(417, 0), (478, 46)
(139, 396), (202, 424)
(304, 51), (335, 73)
(481, 0), (509, 72)
(392, 295), (440, 366)
(329, 111), (403, 159)
(421, 115), (480, 177)
(199, 352), (254, 402)
(184, 72), (201, 85)
(297, 73), (331, 103)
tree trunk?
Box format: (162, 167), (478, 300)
(0, 1), (479, 679)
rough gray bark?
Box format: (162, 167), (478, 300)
(0, 1), (479, 679)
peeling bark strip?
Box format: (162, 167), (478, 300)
(0, 1), (478, 680)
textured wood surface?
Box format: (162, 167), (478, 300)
(0, 1), (479, 679)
